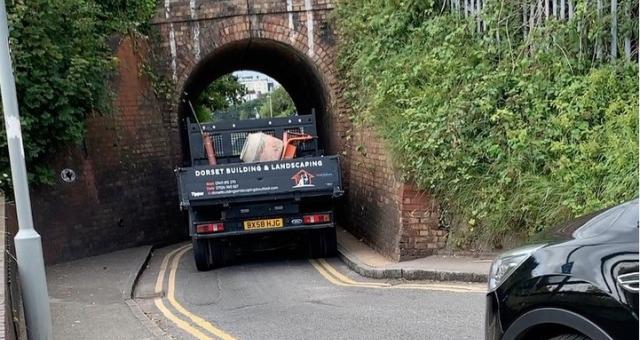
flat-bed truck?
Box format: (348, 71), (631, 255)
(175, 114), (343, 270)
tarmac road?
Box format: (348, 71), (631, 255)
(135, 243), (486, 340)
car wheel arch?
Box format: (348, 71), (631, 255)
(502, 307), (613, 340)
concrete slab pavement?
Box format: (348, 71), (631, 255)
(336, 226), (494, 282)
(47, 246), (168, 340)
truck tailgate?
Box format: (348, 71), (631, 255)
(177, 156), (342, 206)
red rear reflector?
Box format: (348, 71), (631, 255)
(196, 223), (224, 234)
(303, 214), (331, 224)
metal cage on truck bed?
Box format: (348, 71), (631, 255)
(177, 114), (343, 208)
(187, 114), (320, 166)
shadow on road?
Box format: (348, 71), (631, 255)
(219, 231), (329, 267)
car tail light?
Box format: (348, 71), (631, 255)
(303, 214), (331, 224)
(196, 223), (224, 234)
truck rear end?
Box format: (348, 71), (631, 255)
(176, 115), (343, 270)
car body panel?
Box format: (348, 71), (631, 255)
(486, 199), (639, 340)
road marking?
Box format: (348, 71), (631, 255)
(167, 247), (236, 340)
(155, 244), (191, 294)
(310, 259), (390, 288)
(316, 258), (391, 286)
(310, 259), (486, 293)
(154, 298), (212, 340)
(153, 244), (236, 340)
(153, 244), (483, 339)
(154, 244), (214, 339)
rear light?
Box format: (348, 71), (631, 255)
(196, 222), (224, 234)
(303, 214), (331, 224)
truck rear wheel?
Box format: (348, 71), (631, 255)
(209, 239), (226, 269)
(193, 238), (212, 271)
(308, 228), (337, 258)
(193, 238), (226, 271)
(323, 228), (337, 257)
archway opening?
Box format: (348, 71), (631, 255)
(192, 71), (297, 122)
(179, 39), (330, 164)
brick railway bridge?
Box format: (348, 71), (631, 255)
(16, 0), (447, 264)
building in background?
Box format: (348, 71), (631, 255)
(234, 70), (277, 101)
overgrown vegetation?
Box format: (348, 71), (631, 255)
(335, 0), (639, 248)
(0, 0), (157, 192)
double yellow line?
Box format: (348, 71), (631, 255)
(154, 244), (236, 340)
(152, 245), (484, 339)
(309, 258), (487, 293)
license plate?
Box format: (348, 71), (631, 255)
(243, 218), (284, 230)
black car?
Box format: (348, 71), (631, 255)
(486, 199), (639, 340)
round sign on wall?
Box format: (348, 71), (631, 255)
(61, 168), (76, 183)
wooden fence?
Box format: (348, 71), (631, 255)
(444, 0), (638, 62)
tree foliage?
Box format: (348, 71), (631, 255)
(259, 86), (296, 118)
(194, 74), (296, 122)
(194, 74), (247, 122)
(0, 0), (157, 192)
(335, 0), (639, 248)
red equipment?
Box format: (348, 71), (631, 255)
(281, 131), (315, 160)
(202, 133), (217, 166)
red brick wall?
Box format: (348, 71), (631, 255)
(27, 37), (184, 264)
(343, 124), (444, 261)
(398, 185), (446, 260)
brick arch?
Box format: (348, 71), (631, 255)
(177, 18), (338, 118)
(177, 37), (335, 158)
(150, 0), (444, 261)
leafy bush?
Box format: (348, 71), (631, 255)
(0, 0), (157, 192)
(335, 0), (639, 248)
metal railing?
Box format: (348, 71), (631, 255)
(446, 0), (638, 62)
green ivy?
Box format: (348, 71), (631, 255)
(334, 0), (639, 248)
(0, 0), (158, 192)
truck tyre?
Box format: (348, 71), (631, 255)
(193, 238), (212, 271)
(307, 230), (323, 259)
(322, 228), (337, 257)
(193, 238), (226, 270)
(308, 228), (337, 258)
(547, 334), (589, 340)
(209, 238), (226, 269)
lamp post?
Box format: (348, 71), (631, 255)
(0, 0), (53, 339)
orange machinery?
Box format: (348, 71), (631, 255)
(281, 131), (315, 160)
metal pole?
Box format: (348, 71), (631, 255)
(0, 1), (53, 339)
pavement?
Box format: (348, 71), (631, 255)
(47, 228), (493, 339)
(47, 246), (167, 340)
(336, 226), (494, 282)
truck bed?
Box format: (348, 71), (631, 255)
(176, 155), (342, 207)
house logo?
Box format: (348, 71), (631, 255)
(291, 169), (315, 188)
